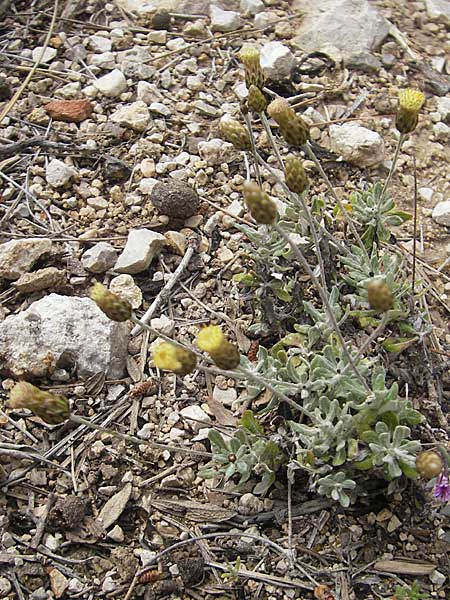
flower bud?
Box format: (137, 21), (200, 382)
(243, 181), (277, 225)
(219, 117), (251, 151)
(284, 156), (308, 194)
(152, 343), (197, 376)
(367, 278), (394, 312)
(197, 325), (240, 370)
(91, 282), (132, 322)
(9, 382), (70, 425)
(247, 85), (267, 114)
(239, 45), (265, 90)
(396, 89), (425, 134)
(267, 99), (309, 146)
(416, 450), (444, 479)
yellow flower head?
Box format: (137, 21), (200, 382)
(197, 325), (226, 353)
(284, 156), (309, 194)
(91, 282), (132, 322)
(220, 117), (251, 151)
(396, 88), (425, 134)
(243, 181), (277, 225)
(267, 98), (292, 124)
(239, 45), (264, 90)
(367, 278), (394, 312)
(152, 343), (197, 376)
(9, 382), (70, 425)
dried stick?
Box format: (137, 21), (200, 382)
(411, 156), (418, 295)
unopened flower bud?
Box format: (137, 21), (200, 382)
(396, 89), (425, 134)
(239, 45), (265, 90)
(284, 156), (309, 194)
(91, 282), (132, 322)
(152, 343), (197, 376)
(416, 450), (444, 479)
(267, 99), (309, 146)
(197, 325), (240, 370)
(9, 382), (70, 425)
(367, 278), (394, 312)
(247, 85), (267, 114)
(243, 181), (277, 225)
(220, 117), (251, 151)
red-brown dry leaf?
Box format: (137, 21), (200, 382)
(44, 99), (94, 123)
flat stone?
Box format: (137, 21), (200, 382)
(0, 294), (128, 379)
(260, 41), (296, 80)
(46, 158), (75, 188)
(89, 35), (113, 53)
(32, 46), (57, 64)
(110, 101), (150, 132)
(198, 138), (235, 165)
(433, 121), (450, 141)
(329, 122), (385, 167)
(426, 0), (450, 25)
(254, 11), (278, 28)
(44, 99), (94, 123)
(81, 242), (118, 273)
(114, 229), (166, 274)
(212, 385), (237, 406)
(107, 525), (125, 542)
(137, 81), (163, 104)
(150, 315), (175, 336)
(116, 0), (224, 14)
(164, 230), (187, 255)
(110, 274), (143, 308)
(180, 404), (211, 432)
(210, 5), (242, 32)
(291, 0), (390, 61)
(149, 102), (171, 117)
(93, 69), (127, 97)
(345, 51), (382, 72)
(97, 483), (132, 529)
(432, 200), (450, 225)
(437, 96), (450, 123)
(13, 267), (65, 293)
(240, 0), (264, 14)
(0, 238), (52, 280)
(48, 569), (69, 599)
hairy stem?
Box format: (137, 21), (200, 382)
(381, 133), (405, 199)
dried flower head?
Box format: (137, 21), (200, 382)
(268, 99), (309, 146)
(416, 450), (444, 479)
(220, 117), (251, 151)
(247, 85), (267, 114)
(433, 473), (450, 502)
(152, 343), (197, 376)
(367, 278), (394, 312)
(396, 89), (425, 134)
(267, 98), (292, 125)
(9, 382), (70, 425)
(91, 282), (132, 322)
(284, 156), (309, 194)
(196, 325), (240, 370)
(243, 181), (277, 225)
(239, 45), (264, 90)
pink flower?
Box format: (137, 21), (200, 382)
(433, 473), (450, 502)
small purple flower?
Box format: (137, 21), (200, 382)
(433, 473), (450, 502)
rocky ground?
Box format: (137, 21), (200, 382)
(0, 0), (449, 598)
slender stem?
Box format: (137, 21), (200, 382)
(274, 223), (371, 393)
(243, 112), (262, 186)
(381, 133), (405, 199)
(243, 151), (251, 181)
(261, 112), (284, 169)
(342, 313), (390, 375)
(303, 142), (370, 262)
(411, 155), (418, 296)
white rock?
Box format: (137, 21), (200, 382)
(137, 81), (163, 104)
(166, 37), (188, 51)
(81, 242), (117, 273)
(254, 11), (278, 28)
(89, 35), (113, 53)
(164, 230), (187, 255)
(238, 493), (264, 515)
(114, 229), (166, 274)
(260, 41), (296, 81)
(91, 52), (116, 69)
(32, 46), (57, 64)
(240, 0), (264, 14)
(97, 483), (132, 529)
(46, 158), (75, 188)
(198, 138), (235, 166)
(107, 525), (125, 542)
(432, 200), (450, 225)
(180, 404), (211, 432)
(186, 75), (204, 90)
(110, 274), (143, 308)
(437, 96), (450, 123)
(430, 569), (446, 586)
(418, 187), (434, 203)
(0, 238), (52, 280)
(0, 577), (12, 595)
(150, 315), (175, 336)
(0, 294), (128, 379)
(433, 121), (450, 141)
(210, 5), (242, 32)
(329, 123), (385, 167)
(212, 385), (237, 406)
(139, 177), (159, 195)
(102, 576), (116, 593)
(111, 101), (150, 132)
(228, 199), (244, 217)
(93, 68), (127, 97)
(149, 102), (171, 117)
(426, 0), (450, 25)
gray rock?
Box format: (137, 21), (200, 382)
(46, 158), (75, 188)
(110, 274), (143, 308)
(426, 0), (450, 25)
(240, 0), (264, 14)
(212, 385), (237, 406)
(93, 69), (127, 97)
(329, 122), (385, 167)
(0, 238), (52, 280)
(0, 294), (128, 379)
(0, 577), (12, 595)
(238, 493), (264, 515)
(292, 0), (390, 61)
(149, 102), (171, 117)
(210, 5), (242, 32)
(345, 51), (382, 73)
(437, 96), (450, 123)
(254, 11), (278, 28)
(433, 121), (450, 141)
(116, 0), (218, 15)
(432, 200), (450, 225)
(110, 101), (150, 132)
(418, 187), (434, 203)
(180, 404), (211, 432)
(114, 229), (166, 274)
(14, 267), (66, 293)
(137, 81), (163, 104)
(260, 41), (296, 80)
(89, 35), (112, 53)
(32, 46), (57, 64)
(97, 484), (132, 529)
(198, 138), (235, 165)
(82, 242), (118, 273)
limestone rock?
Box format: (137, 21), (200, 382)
(260, 41), (296, 80)
(426, 0), (450, 25)
(46, 158), (76, 188)
(110, 274), (143, 308)
(32, 46), (57, 64)
(110, 101), (150, 132)
(180, 404), (211, 432)
(240, 0), (264, 14)
(437, 96), (450, 123)
(432, 200), (450, 226)
(0, 294), (128, 379)
(210, 5), (242, 32)
(82, 242), (118, 273)
(198, 138), (235, 165)
(0, 238), (52, 280)
(93, 69), (127, 97)
(114, 229), (166, 274)
(329, 122), (385, 167)
(14, 267), (66, 293)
